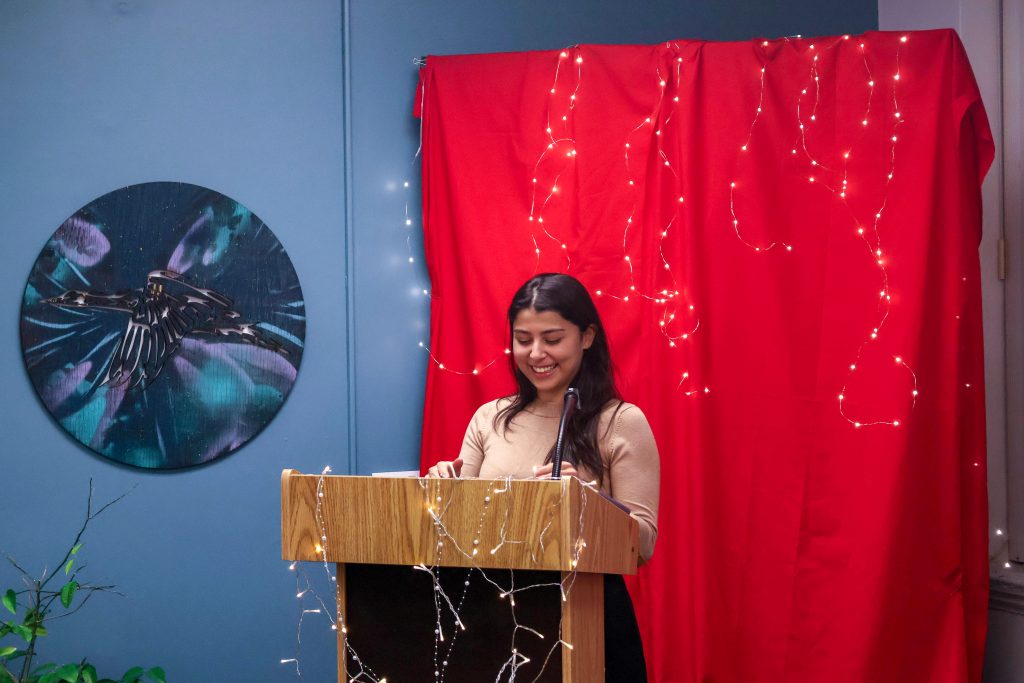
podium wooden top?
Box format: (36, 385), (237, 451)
(281, 470), (639, 575)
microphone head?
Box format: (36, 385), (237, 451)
(564, 387), (580, 409)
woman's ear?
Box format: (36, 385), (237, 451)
(582, 325), (596, 350)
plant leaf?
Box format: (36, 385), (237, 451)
(59, 582), (78, 609)
(144, 668), (165, 683)
(0, 648), (16, 658)
(0, 663), (16, 683)
(70, 545), (82, 556)
(82, 664), (97, 683)
(122, 666), (144, 683)
(64, 560), (74, 576)
(1, 591), (14, 615)
(55, 663), (79, 682)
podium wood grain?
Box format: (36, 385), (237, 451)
(561, 571), (604, 683)
(281, 470), (638, 574)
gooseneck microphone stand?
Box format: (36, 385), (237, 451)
(551, 387), (580, 479)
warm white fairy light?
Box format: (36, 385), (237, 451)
(401, 42), (705, 392)
(528, 46), (582, 268)
(411, 46), (591, 378)
(741, 34), (915, 427)
(601, 51), (706, 389)
(410, 35), (926, 421)
(284, 467), (390, 682)
(412, 475), (592, 682)
(728, 55), (793, 253)
(414, 338), (499, 378)
(829, 36), (917, 427)
(792, 36), (846, 192)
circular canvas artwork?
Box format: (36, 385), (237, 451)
(20, 182), (305, 469)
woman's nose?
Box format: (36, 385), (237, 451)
(529, 342), (546, 360)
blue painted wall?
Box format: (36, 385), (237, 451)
(0, 2), (875, 680)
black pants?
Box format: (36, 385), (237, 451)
(604, 574), (648, 682)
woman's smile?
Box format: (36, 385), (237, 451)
(512, 307), (594, 402)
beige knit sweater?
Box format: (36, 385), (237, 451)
(458, 397), (660, 562)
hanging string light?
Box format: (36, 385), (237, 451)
(727, 34), (917, 426)
(606, 47), (705, 395)
(729, 51), (793, 253)
(831, 35), (918, 427)
(529, 47), (583, 269)
(413, 46), (585, 377)
(410, 35), (917, 424)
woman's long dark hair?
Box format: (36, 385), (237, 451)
(495, 273), (621, 485)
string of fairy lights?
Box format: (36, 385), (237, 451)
(283, 468), (595, 681)
(283, 466), (387, 683)
(410, 47), (588, 376)
(833, 36), (919, 427)
(609, 48), (703, 395)
(730, 51), (792, 252)
(418, 475), (587, 683)
(529, 48), (583, 272)
(406, 33), (923, 425)
(778, 34), (916, 427)
(725, 34), (918, 427)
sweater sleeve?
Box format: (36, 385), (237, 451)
(605, 404), (661, 563)
(457, 402), (493, 478)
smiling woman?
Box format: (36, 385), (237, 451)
(427, 272), (661, 681)
(511, 306), (595, 400)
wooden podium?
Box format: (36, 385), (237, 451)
(281, 469), (640, 682)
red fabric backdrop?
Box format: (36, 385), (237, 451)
(416, 29), (993, 682)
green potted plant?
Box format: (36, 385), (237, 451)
(0, 481), (164, 683)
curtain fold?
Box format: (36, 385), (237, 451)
(416, 29), (993, 682)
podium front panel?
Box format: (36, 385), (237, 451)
(343, 564), (563, 682)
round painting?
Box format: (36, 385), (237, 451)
(20, 182), (305, 469)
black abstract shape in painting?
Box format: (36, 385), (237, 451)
(44, 270), (289, 391)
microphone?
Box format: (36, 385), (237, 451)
(551, 387), (580, 479)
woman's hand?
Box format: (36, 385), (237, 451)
(426, 458), (464, 478)
(531, 462), (579, 480)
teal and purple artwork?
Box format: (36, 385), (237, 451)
(20, 182), (305, 469)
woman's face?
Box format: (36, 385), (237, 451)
(512, 307), (595, 403)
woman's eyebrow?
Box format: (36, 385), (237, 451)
(513, 327), (566, 334)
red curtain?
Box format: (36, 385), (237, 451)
(416, 29), (993, 682)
